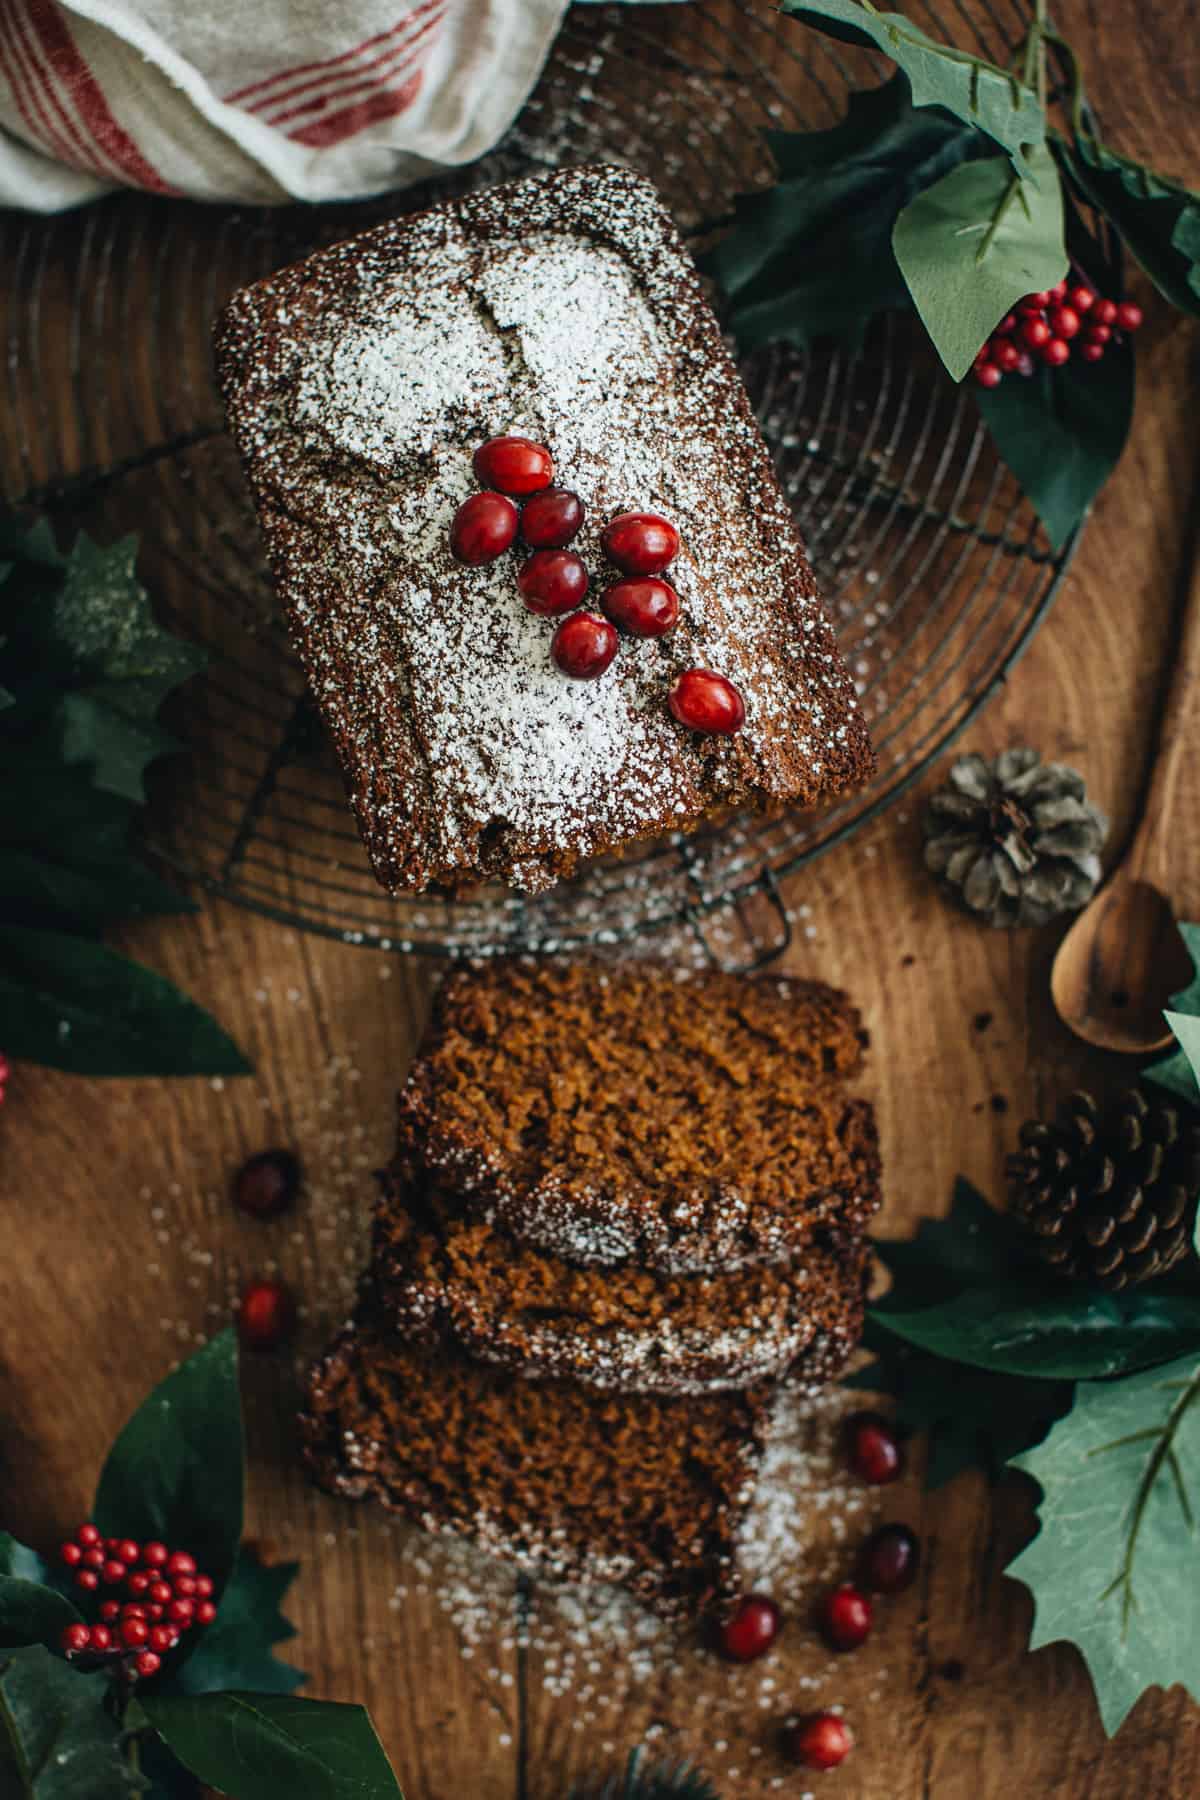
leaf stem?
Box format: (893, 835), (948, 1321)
(976, 170), (1026, 265)
(1092, 1363), (1200, 1639)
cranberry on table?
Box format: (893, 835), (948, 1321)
(668, 668), (745, 736)
(1021, 315), (1050, 349)
(472, 435), (554, 496)
(234, 1148), (300, 1220)
(450, 491), (519, 566)
(717, 1593), (781, 1663)
(819, 1583), (873, 1652)
(1070, 284), (1096, 312)
(517, 549), (589, 616)
(1041, 337), (1071, 367)
(1080, 341), (1106, 363)
(602, 576), (680, 639)
(791, 1712), (854, 1772)
(845, 1411), (903, 1484)
(1049, 304), (1080, 339)
(992, 340), (1021, 373)
(859, 1521), (921, 1594)
(973, 361), (1002, 389)
(520, 486), (584, 548)
(60, 1623), (90, 1655)
(76, 1524), (101, 1548)
(551, 612), (619, 680)
(1092, 296), (1118, 326)
(1116, 300), (1144, 331)
(120, 1617), (150, 1649)
(141, 1542), (169, 1567)
(237, 1276), (296, 1351)
(88, 1624), (112, 1652)
(601, 510), (680, 576)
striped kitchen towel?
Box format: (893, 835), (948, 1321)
(0, 0), (569, 210)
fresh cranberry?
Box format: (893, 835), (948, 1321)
(173, 1575), (198, 1597)
(76, 1524), (101, 1548)
(237, 1277), (296, 1351)
(234, 1149), (300, 1220)
(601, 511), (680, 576)
(718, 1595), (781, 1663)
(1018, 291), (1050, 311)
(1085, 323), (1112, 345)
(114, 1539), (139, 1566)
(1092, 297), (1118, 326)
(859, 1522), (921, 1594)
(60, 1542), (83, 1567)
(1021, 315), (1050, 348)
(601, 576), (680, 638)
(1116, 300), (1144, 331)
(60, 1623), (90, 1655)
(127, 1571), (151, 1596)
(450, 491), (519, 566)
(993, 312), (1017, 335)
(819, 1583), (873, 1652)
(121, 1617), (150, 1649)
(165, 1552), (196, 1579)
(99, 1601), (121, 1622)
(1049, 304), (1080, 339)
(520, 486), (584, 548)
(974, 361), (1002, 388)
(148, 1581), (172, 1606)
(791, 1712), (853, 1771)
(134, 1651), (162, 1679)
(992, 340), (1021, 373)
(1041, 337), (1071, 367)
(1079, 341), (1105, 363)
(472, 435), (554, 496)
(101, 1560), (126, 1586)
(88, 1624), (112, 1652)
(167, 1598), (194, 1625)
(141, 1542), (169, 1568)
(76, 1571), (99, 1592)
(517, 550), (589, 616)
(668, 669), (745, 735)
(845, 1412), (903, 1484)
(550, 612), (619, 680)
(194, 1576), (214, 1599)
(149, 1625), (176, 1653)
(1069, 284), (1095, 312)
(1049, 279), (1069, 301)
(195, 1600), (218, 1626)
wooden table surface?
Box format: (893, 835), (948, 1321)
(3, 3), (1200, 1795)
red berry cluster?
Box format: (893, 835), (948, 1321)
(974, 281), (1144, 386)
(449, 435), (745, 734)
(59, 1523), (216, 1679)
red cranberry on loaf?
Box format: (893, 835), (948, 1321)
(668, 669), (745, 735)
(518, 551), (589, 617)
(473, 435), (554, 496)
(521, 487), (584, 548)
(450, 492), (518, 565)
(551, 612), (619, 680)
(602, 511), (679, 576)
(601, 576), (679, 639)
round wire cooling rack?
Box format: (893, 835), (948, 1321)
(0, 0), (1082, 963)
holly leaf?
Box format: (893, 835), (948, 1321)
(0, 1647), (141, 1798)
(0, 1539), (84, 1652)
(1144, 921), (1200, 1111)
(870, 1281), (1200, 1379)
(140, 1694), (404, 1800)
(0, 923), (251, 1077)
(976, 318), (1134, 550)
(871, 1175), (1025, 1309)
(893, 144), (1067, 379)
(846, 1350), (1073, 1485)
(1008, 1352), (1200, 1735)
(781, 0), (1044, 175)
(704, 73), (983, 351)
(93, 1330), (243, 1603)
(1056, 133), (1200, 317)
(165, 1548), (304, 1696)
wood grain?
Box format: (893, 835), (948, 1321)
(3, 1), (1200, 1794)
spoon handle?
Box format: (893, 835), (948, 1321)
(1131, 542), (1200, 887)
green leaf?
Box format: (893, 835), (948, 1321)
(781, 0), (1044, 174)
(54, 693), (180, 808)
(0, 1540), (84, 1652)
(1056, 133), (1200, 318)
(0, 923), (251, 1077)
(1145, 922), (1200, 1110)
(1008, 1352), (1200, 1735)
(141, 1693), (404, 1800)
(892, 144), (1067, 379)
(93, 1331), (243, 1601)
(976, 321), (1134, 550)
(0, 1647), (141, 1798)
(845, 1350), (1073, 1486)
(165, 1549), (303, 1696)
(870, 1281), (1200, 1379)
(704, 73), (983, 351)
(871, 1174), (1021, 1306)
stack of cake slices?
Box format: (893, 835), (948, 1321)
(302, 958), (881, 1618)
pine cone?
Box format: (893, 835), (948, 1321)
(923, 748), (1107, 928)
(1007, 1089), (1200, 1289)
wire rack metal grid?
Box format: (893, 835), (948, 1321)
(0, 0), (1081, 962)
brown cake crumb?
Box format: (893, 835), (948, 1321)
(393, 958), (877, 1272)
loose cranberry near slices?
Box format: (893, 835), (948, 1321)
(601, 510), (680, 576)
(520, 486), (584, 548)
(858, 1521), (920, 1594)
(550, 612), (619, 680)
(791, 1712), (853, 1772)
(450, 491), (518, 566)
(819, 1583), (873, 1652)
(668, 668), (745, 736)
(473, 435), (554, 496)
(517, 550), (589, 617)
(234, 1148), (300, 1219)
(237, 1276), (296, 1351)
(845, 1411), (903, 1484)
(601, 576), (680, 639)
(717, 1594), (781, 1662)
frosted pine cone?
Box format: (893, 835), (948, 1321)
(923, 748), (1107, 928)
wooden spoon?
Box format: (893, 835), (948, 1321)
(1051, 545), (1200, 1053)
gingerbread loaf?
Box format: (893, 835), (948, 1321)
(214, 163), (874, 895)
(389, 958), (879, 1273)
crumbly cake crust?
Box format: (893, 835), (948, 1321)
(214, 163), (874, 894)
(392, 958), (879, 1273)
(371, 1187), (870, 1396)
(300, 1314), (772, 1618)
